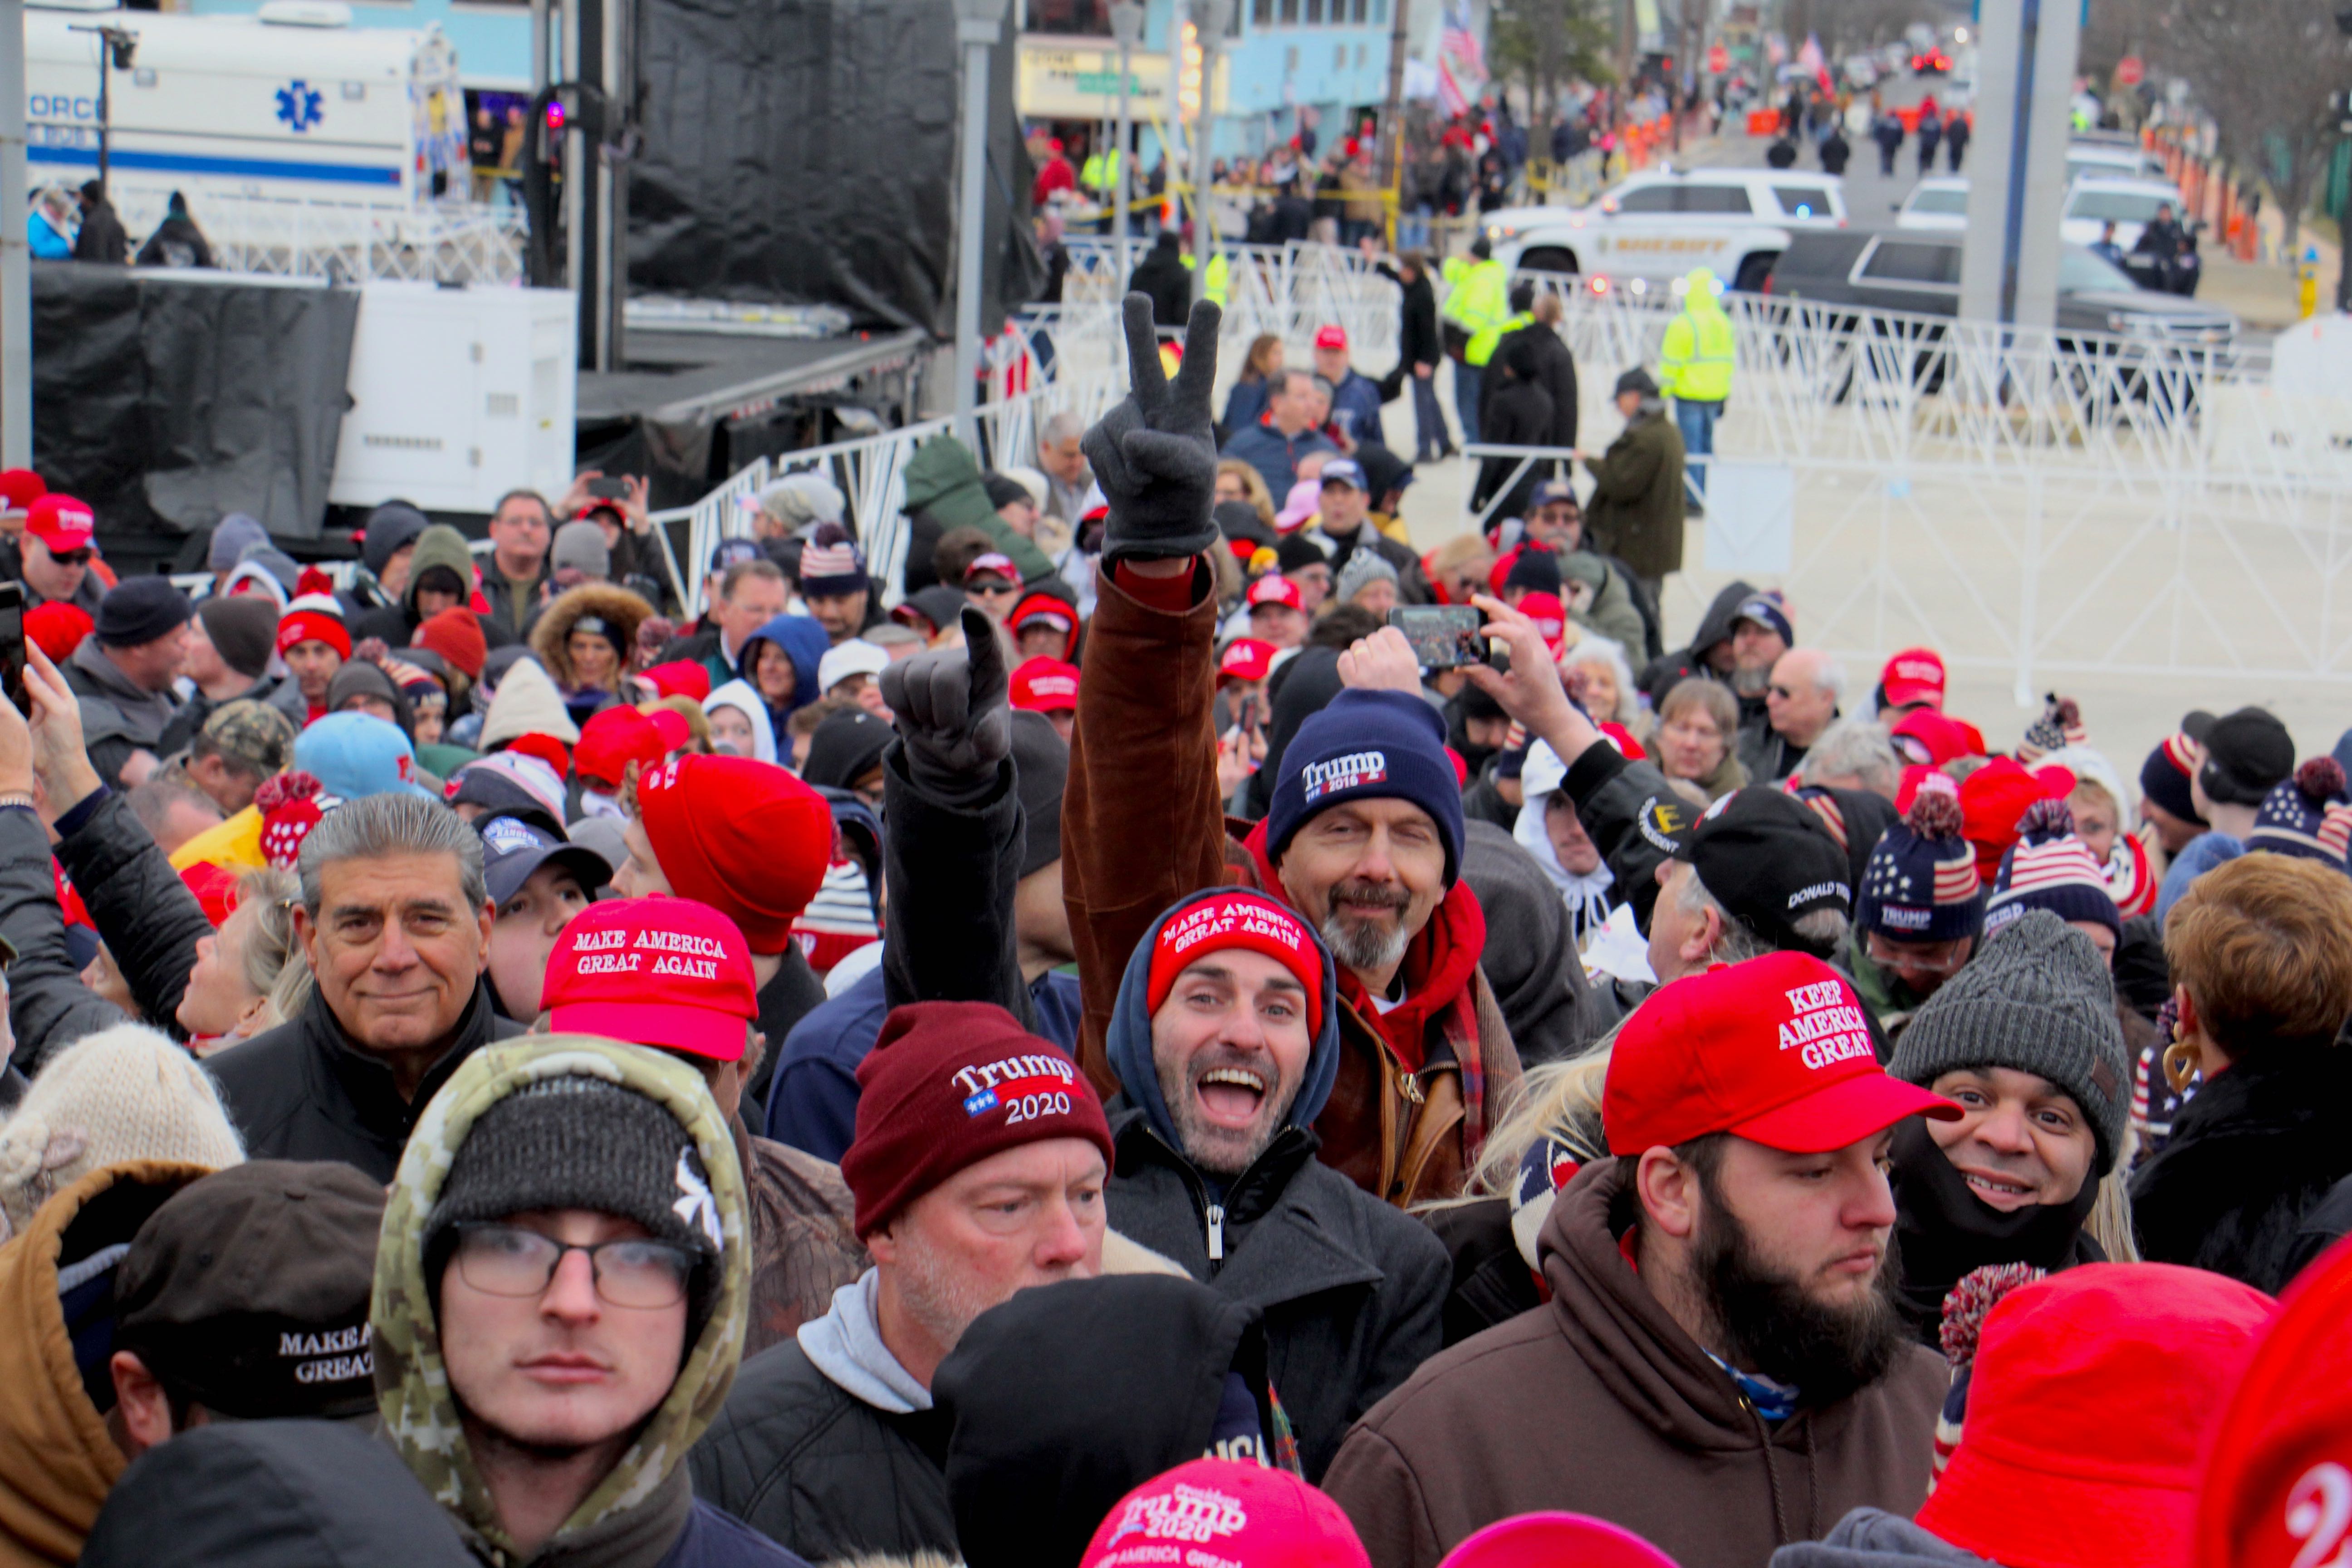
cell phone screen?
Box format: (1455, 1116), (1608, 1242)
(0, 583), (25, 713)
(1387, 605), (1490, 671)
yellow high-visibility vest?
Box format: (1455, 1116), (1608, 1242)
(1466, 309), (1529, 369)
(1178, 249), (1230, 304)
(1658, 272), (1736, 402)
(1442, 258), (1511, 363)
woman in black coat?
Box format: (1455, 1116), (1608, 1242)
(2130, 849), (2352, 1294)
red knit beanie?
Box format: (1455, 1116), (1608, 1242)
(1144, 890), (1323, 1039)
(415, 608), (488, 681)
(635, 753), (831, 952)
(841, 1001), (1113, 1238)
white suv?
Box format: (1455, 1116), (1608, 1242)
(1479, 167), (1849, 294)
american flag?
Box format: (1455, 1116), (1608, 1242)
(1437, 0), (1484, 119)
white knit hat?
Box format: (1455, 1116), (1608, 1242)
(0, 1024), (245, 1241)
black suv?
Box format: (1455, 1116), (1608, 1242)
(1760, 232), (2238, 416)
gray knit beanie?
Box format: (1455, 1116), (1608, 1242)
(424, 1074), (721, 1334)
(1889, 908), (2130, 1174)
(1335, 547), (1400, 605)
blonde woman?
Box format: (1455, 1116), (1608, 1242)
(1656, 677), (1748, 802)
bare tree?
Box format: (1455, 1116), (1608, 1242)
(2144, 0), (2349, 251)
(1490, 0), (1616, 120)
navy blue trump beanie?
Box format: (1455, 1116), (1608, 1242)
(1266, 689), (1466, 886)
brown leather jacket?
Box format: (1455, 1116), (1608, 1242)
(736, 1127), (868, 1359)
(1063, 558), (1521, 1207)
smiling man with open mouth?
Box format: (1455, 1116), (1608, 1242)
(1883, 908), (2131, 1346)
(1102, 886), (1449, 1480)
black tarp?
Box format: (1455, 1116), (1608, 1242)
(628, 0), (1044, 336)
(32, 263), (358, 553)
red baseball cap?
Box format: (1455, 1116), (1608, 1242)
(1890, 708), (1981, 767)
(575, 705), (666, 792)
(1437, 1514), (1681, 1568)
(639, 659), (712, 702)
(27, 494), (93, 553)
(1917, 1263), (2275, 1568)
(24, 601), (93, 664)
(1219, 637), (1278, 685)
(963, 552), (1019, 586)
(541, 895), (759, 1062)
(1603, 951), (1960, 1155)
(1313, 323), (1349, 351)
(1080, 1459), (1370, 1568)
(645, 705), (693, 754)
(0, 468), (45, 519)
(1009, 656), (1081, 714)
(2196, 1236), (2352, 1568)
(1247, 574), (1304, 613)
(1879, 647), (1946, 710)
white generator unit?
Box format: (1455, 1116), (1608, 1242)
(25, 0), (471, 249)
(330, 283), (577, 515)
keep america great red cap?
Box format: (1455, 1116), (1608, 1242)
(1604, 951), (1960, 1155)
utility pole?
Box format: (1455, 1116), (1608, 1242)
(66, 24), (135, 195)
(0, 0), (27, 465)
(953, 0), (1013, 440)
(1378, 0), (1408, 198)
(1190, 0), (1231, 283)
(1110, 0), (1143, 283)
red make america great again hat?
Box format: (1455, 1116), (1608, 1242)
(1604, 951), (1959, 1155)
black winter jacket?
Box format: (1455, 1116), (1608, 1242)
(1480, 323), (1578, 453)
(2130, 1044), (2352, 1294)
(0, 790), (211, 1074)
(879, 743), (1037, 1030)
(206, 982), (524, 1181)
(1105, 1107), (1449, 1480)
(1377, 263), (1444, 372)
(1471, 378), (1557, 521)
(688, 1342), (958, 1564)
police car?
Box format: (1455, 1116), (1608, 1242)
(1478, 167), (1849, 296)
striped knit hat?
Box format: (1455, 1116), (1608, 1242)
(2138, 720), (2209, 828)
(797, 521), (868, 596)
(1857, 778), (1984, 944)
(2246, 757), (2352, 873)
(1985, 799), (2121, 943)
(2016, 694), (2087, 764)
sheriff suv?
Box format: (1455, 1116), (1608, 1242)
(1480, 167), (1849, 296)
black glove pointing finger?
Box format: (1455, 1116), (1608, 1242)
(879, 606), (1012, 801)
(1082, 293), (1223, 564)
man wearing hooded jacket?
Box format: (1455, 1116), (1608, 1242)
(1062, 296), (1523, 1211)
(868, 317), (1450, 1481)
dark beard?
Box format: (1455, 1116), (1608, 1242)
(1696, 1183), (1909, 1409)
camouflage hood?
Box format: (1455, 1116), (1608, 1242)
(371, 1036), (750, 1563)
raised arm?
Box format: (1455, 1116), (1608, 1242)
(1062, 296), (1233, 1098)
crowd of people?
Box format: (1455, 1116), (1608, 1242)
(0, 294), (2343, 1568)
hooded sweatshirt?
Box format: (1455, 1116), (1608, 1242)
(373, 1037), (762, 1568)
(1513, 740), (1621, 949)
(703, 680), (779, 765)
(734, 615), (828, 721)
(898, 438), (1058, 587)
(478, 657), (583, 750)
(1322, 1157), (1947, 1568)
(0, 1161), (218, 1568)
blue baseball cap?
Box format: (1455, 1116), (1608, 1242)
(292, 712), (436, 803)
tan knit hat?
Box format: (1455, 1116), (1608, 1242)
(0, 1024), (245, 1241)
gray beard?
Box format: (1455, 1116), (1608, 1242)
(1732, 665), (1771, 696)
(1320, 910), (1411, 976)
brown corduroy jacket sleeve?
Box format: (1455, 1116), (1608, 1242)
(1062, 557), (1230, 1099)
